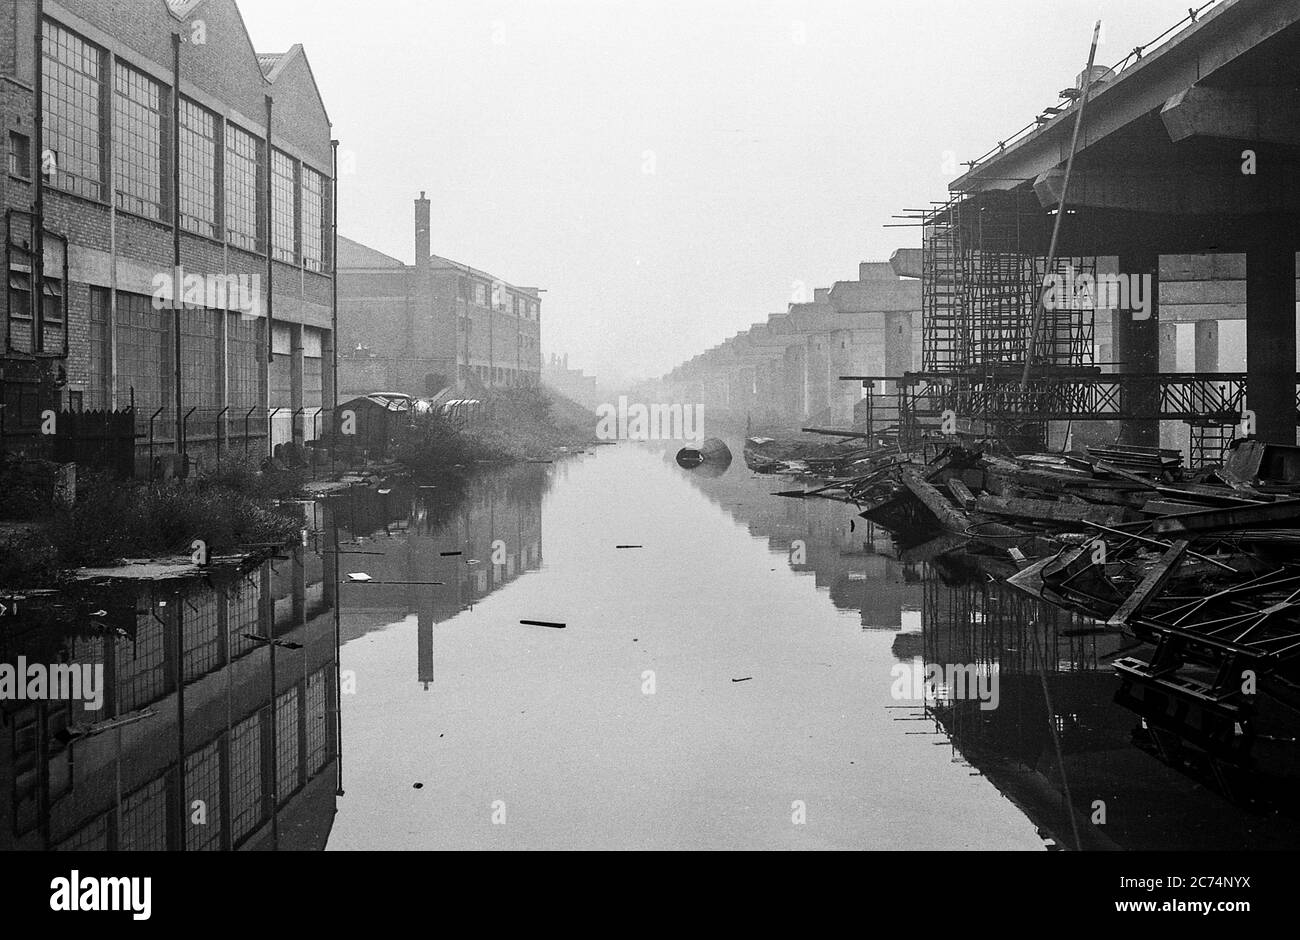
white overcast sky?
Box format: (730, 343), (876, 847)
(237, 0), (1207, 384)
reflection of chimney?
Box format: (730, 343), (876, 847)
(417, 606), (434, 690)
(415, 191), (431, 266)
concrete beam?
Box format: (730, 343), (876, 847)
(952, 0), (1300, 194)
(1161, 85), (1300, 146)
(1032, 165), (1298, 216)
(890, 248), (923, 279)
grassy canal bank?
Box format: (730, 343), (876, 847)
(0, 386), (597, 588)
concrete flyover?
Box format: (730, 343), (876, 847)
(659, 262), (921, 428)
(944, 0), (1300, 445)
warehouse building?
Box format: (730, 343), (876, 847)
(0, 0), (336, 465)
(337, 193), (543, 401)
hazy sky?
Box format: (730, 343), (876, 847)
(237, 0), (1207, 383)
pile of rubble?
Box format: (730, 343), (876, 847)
(778, 437), (1300, 753)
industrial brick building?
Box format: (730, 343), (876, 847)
(337, 193), (542, 401)
(1, 0), (336, 464)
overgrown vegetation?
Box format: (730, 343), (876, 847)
(391, 385), (595, 478)
(0, 456), (304, 587)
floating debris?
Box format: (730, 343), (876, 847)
(520, 619), (566, 629)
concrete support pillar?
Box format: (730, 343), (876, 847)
(783, 344), (807, 421)
(805, 333), (830, 420)
(884, 311), (912, 378)
(1115, 251), (1160, 447)
(1194, 320), (1219, 373)
(829, 329), (855, 425)
(1246, 243), (1298, 444)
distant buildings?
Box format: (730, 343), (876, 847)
(542, 353), (600, 410)
(0, 0), (337, 461)
(336, 193), (542, 400)
(658, 260), (922, 427)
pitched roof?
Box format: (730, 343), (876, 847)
(338, 236), (406, 269)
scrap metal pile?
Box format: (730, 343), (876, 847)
(778, 437), (1300, 754)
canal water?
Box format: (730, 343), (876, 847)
(4, 440), (1300, 850)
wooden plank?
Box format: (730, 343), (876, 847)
(975, 494), (1125, 526)
(800, 427), (873, 439)
(900, 468), (970, 533)
(1092, 459), (1160, 488)
(1149, 498), (1300, 536)
(1107, 540), (1190, 628)
(946, 478), (976, 510)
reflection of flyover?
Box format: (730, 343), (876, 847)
(668, 443), (924, 629)
(330, 465), (549, 688)
(917, 574), (1300, 850)
(0, 542), (338, 851)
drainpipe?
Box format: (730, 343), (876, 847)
(33, 0), (45, 358)
(264, 94), (275, 457)
(172, 33), (183, 456)
(331, 139), (339, 473)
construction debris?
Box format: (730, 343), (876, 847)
(764, 434), (1300, 756)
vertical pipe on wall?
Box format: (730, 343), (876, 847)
(172, 33), (183, 455)
(264, 94), (274, 457)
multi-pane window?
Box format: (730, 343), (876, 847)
(225, 123), (260, 251)
(112, 62), (162, 217)
(301, 165), (324, 271)
(179, 98), (217, 237)
(7, 272), (34, 353)
(474, 282), (487, 306)
(271, 149), (296, 263)
(115, 291), (171, 427)
(227, 314), (264, 418)
(43, 21), (104, 200)
(87, 288), (111, 408)
(8, 131), (31, 178)
(181, 308), (221, 409)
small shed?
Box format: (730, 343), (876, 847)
(337, 392), (414, 455)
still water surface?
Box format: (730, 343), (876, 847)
(5, 441), (1299, 850)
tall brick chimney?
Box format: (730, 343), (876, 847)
(415, 191), (431, 265)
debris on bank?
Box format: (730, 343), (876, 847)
(771, 435), (1300, 754)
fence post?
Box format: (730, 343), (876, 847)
(214, 405), (230, 473)
(149, 406), (165, 481)
(182, 407), (196, 476)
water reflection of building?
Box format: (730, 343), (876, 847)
(917, 574), (1300, 851)
(330, 464), (549, 688)
(668, 441), (924, 630)
(0, 541), (338, 851)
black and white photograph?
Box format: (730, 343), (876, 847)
(0, 0), (1294, 917)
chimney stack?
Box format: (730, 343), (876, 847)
(415, 191), (431, 265)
